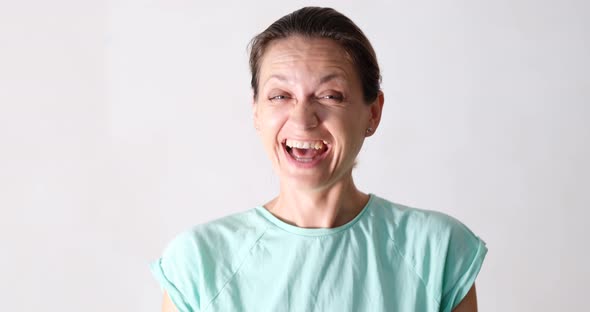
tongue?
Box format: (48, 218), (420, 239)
(291, 147), (320, 158)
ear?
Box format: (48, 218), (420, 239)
(366, 91), (384, 137)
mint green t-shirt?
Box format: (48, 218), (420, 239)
(151, 194), (487, 312)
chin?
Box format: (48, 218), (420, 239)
(277, 170), (336, 191)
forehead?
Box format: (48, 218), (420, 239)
(259, 36), (355, 80)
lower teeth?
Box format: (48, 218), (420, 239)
(293, 156), (314, 163)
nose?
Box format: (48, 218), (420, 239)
(288, 99), (319, 130)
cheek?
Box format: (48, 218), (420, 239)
(259, 108), (288, 140)
(324, 108), (363, 130)
(325, 110), (367, 146)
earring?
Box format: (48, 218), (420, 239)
(366, 127), (373, 134)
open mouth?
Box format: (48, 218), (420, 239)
(282, 139), (330, 164)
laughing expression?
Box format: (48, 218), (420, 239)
(253, 36), (380, 191)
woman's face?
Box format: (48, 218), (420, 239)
(253, 36), (382, 191)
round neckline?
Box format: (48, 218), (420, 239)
(254, 193), (375, 236)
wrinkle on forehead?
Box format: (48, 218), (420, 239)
(259, 36), (356, 88)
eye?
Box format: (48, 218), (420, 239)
(317, 93), (344, 103)
(270, 95), (286, 100)
(268, 94), (291, 102)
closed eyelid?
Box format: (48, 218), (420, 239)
(316, 90), (344, 98)
(266, 87), (291, 96)
(264, 84), (346, 101)
(317, 94), (341, 99)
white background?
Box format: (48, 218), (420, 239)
(1, 0), (588, 311)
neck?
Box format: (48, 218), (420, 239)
(265, 174), (369, 228)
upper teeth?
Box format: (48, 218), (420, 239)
(285, 139), (327, 150)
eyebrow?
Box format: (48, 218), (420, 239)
(266, 74), (289, 84)
(319, 73), (345, 84)
(264, 73), (346, 87)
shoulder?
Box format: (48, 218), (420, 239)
(369, 194), (488, 311)
(369, 194), (474, 244)
(151, 209), (269, 311)
(162, 208), (268, 266)
(369, 194), (486, 261)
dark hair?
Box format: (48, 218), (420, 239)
(248, 7), (381, 103)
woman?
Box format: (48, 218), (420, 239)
(152, 7), (487, 312)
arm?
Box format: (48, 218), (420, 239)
(452, 284), (478, 312)
(162, 291), (179, 312)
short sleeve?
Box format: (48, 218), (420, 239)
(439, 217), (488, 312)
(150, 231), (201, 312)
